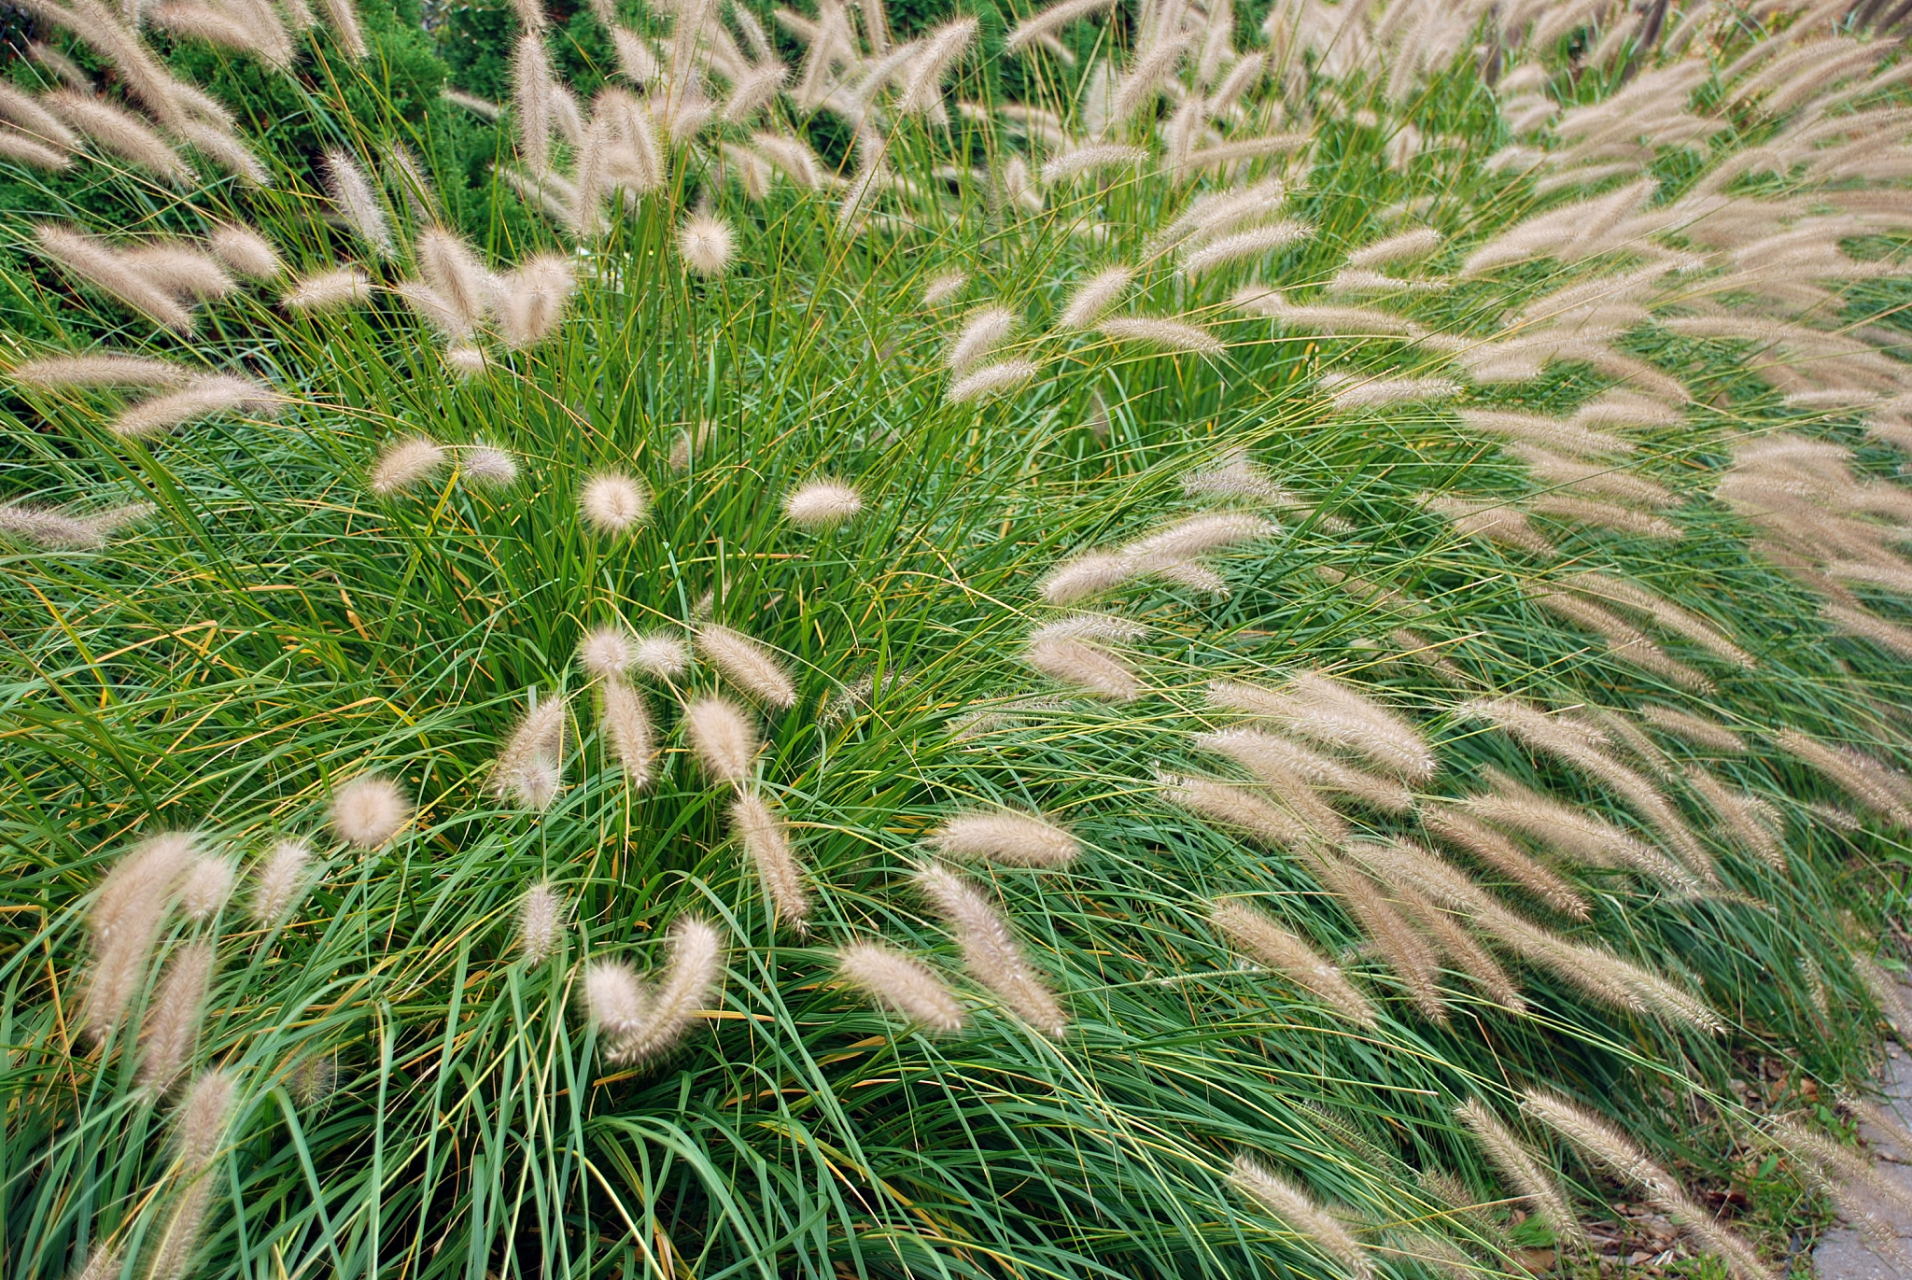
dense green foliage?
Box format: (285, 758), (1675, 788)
(3, 0), (1912, 1277)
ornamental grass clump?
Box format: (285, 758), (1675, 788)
(7, 0), (1912, 1275)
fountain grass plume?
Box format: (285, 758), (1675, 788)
(1468, 768), (1704, 895)
(1226, 1156), (1373, 1280)
(697, 624), (798, 709)
(492, 695), (567, 810)
(947, 307), (1017, 375)
(369, 438), (448, 496)
(281, 268), (372, 311)
(596, 679), (655, 787)
(36, 224), (195, 332)
(915, 863), (1066, 1037)
(579, 473), (649, 534)
(1315, 856), (1445, 1022)
(114, 375), (277, 439)
(1199, 727), (1414, 813)
(783, 479), (862, 530)
(1639, 705), (1746, 753)
(1521, 1092), (1774, 1280)
(632, 633), (690, 678)
(44, 90), (190, 181)
(946, 359), (1037, 403)
(1025, 633), (1142, 700)
(598, 917), (725, 1064)
(1771, 729), (1912, 826)
(518, 882), (564, 963)
(1685, 767), (1786, 872)
(178, 855), (233, 921)
(249, 838), (313, 925)
(684, 695), (759, 784)
(1210, 899), (1376, 1027)
(836, 942), (966, 1032)
(0, 499), (153, 550)
(146, 1067), (239, 1280)
(84, 835), (192, 1039)
(11, 352), (188, 388)
(678, 214), (734, 276)
(1396, 884), (1525, 1010)
(1097, 315), (1224, 356)
(1056, 267), (1134, 330)
(929, 810), (1079, 868)
(1419, 805), (1590, 918)
(1455, 1098), (1587, 1249)
(329, 775), (410, 848)
(1208, 674), (1436, 782)
(138, 940), (214, 1089)
(321, 150), (393, 257)
(729, 789), (809, 928)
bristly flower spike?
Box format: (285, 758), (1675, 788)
(783, 479), (862, 530)
(322, 149), (393, 258)
(519, 882), (564, 963)
(696, 624), (797, 709)
(330, 775), (410, 848)
(250, 838), (314, 925)
(837, 942), (965, 1032)
(580, 473), (649, 534)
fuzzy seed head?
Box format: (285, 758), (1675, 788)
(114, 376), (277, 440)
(493, 696), (567, 810)
(139, 940), (215, 1090)
(250, 838), (314, 925)
(684, 695), (760, 784)
(321, 149), (392, 257)
(1057, 266), (1135, 330)
(631, 633), (690, 678)
(519, 882), (564, 964)
(415, 227), (489, 329)
(947, 359), (1038, 404)
(922, 271), (967, 306)
(837, 942), (965, 1032)
(580, 473), (648, 534)
(916, 863), (1066, 1037)
(1025, 630), (1143, 700)
(678, 214), (734, 277)
(446, 345), (489, 379)
(598, 679), (655, 787)
(1227, 1157), (1374, 1280)
(579, 627), (635, 678)
(783, 479), (863, 530)
(178, 854), (234, 921)
(584, 960), (647, 1041)
(461, 444), (516, 486)
(697, 624), (797, 708)
(370, 437), (447, 496)
(281, 268), (371, 312)
(12, 353), (190, 389)
(329, 775), (410, 848)
(948, 306), (1017, 375)
(930, 810), (1079, 868)
(208, 223), (281, 280)
(286, 1055), (337, 1110)
(1211, 900), (1376, 1026)
(73, 1246), (122, 1280)
(173, 1067), (238, 1165)
(497, 253), (575, 348)
(1097, 315), (1224, 356)
(1454, 1099), (1588, 1249)
(730, 789), (810, 928)
(594, 917), (726, 1063)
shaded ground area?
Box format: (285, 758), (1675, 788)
(1814, 1044), (1912, 1278)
